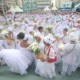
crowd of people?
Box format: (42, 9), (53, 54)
(0, 11), (80, 78)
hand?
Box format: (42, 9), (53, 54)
(36, 55), (39, 59)
(36, 54), (42, 59)
(40, 58), (45, 62)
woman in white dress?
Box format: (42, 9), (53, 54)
(54, 34), (62, 64)
(17, 32), (34, 65)
(0, 37), (7, 50)
(7, 27), (16, 49)
(0, 36), (7, 65)
(0, 33), (34, 75)
(34, 32), (45, 65)
(0, 49), (30, 75)
(27, 27), (34, 44)
(35, 36), (57, 78)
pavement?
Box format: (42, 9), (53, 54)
(0, 63), (80, 80)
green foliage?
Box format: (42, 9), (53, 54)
(34, 48), (40, 55)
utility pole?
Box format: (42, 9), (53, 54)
(31, 0), (32, 13)
(15, 0), (17, 5)
(22, 0), (24, 11)
(1, 0), (8, 24)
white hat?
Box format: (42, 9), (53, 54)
(69, 33), (78, 42)
(43, 36), (55, 45)
(55, 34), (61, 39)
(34, 32), (41, 37)
(0, 26), (4, 30)
(28, 27), (33, 33)
(23, 35), (28, 40)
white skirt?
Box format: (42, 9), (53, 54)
(20, 48), (35, 65)
(1, 49), (31, 75)
(35, 60), (56, 78)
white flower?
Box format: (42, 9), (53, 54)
(58, 44), (65, 50)
(46, 25), (53, 30)
(31, 46), (36, 50)
(1, 30), (8, 37)
(30, 42), (39, 47)
(29, 42), (39, 50)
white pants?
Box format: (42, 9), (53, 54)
(73, 62), (80, 72)
(61, 63), (73, 76)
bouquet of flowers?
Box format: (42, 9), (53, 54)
(29, 42), (40, 55)
(14, 22), (19, 27)
(1, 30), (12, 45)
(29, 42), (44, 62)
(58, 44), (65, 51)
(46, 25), (53, 31)
(1, 30), (8, 38)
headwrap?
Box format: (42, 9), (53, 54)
(28, 27), (33, 33)
(69, 32), (78, 42)
(55, 34), (61, 39)
(43, 36), (55, 45)
(34, 32), (41, 37)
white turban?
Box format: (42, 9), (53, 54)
(0, 26), (4, 30)
(43, 36), (55, 45)
(69, 33), (78, 42)
(23, 35), (28, 40)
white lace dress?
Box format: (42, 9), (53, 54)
(35, 46), (56, 78)
(0, 48), (32, 75)
(19, 46), (35, 65)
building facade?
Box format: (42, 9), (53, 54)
(0, 0), (7, 12)
(23, 0), (37, 11)
(5, 0), (23, 9)
(36, 0), (50, 10)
